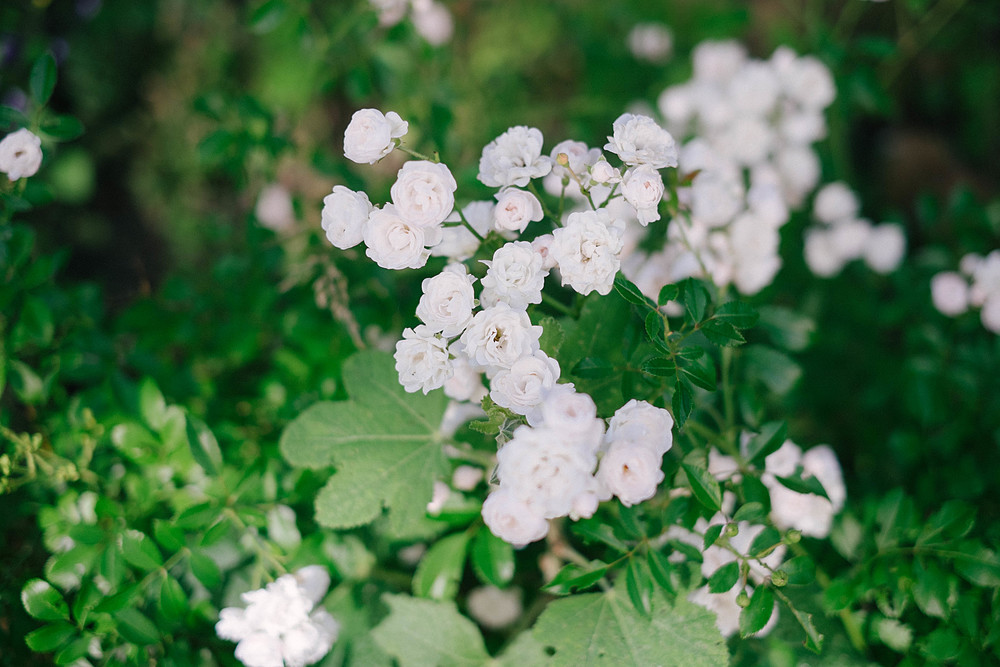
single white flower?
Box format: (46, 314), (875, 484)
(550, 209), (624, 296)
(482, 488), (549, 547)
(459, 303), (542, 372)
(443, 349), (487, 402)
(452, 465), (484, 491)
(604, 113), (678, 168)
(596, 439), (664, 507)
(255, 184), (295, 231)
(931, 271), (970, 316)
(426, 480), (451, 515)
(493, 187), (544, 234)
(390, 160), (457, 227)
(589, 157), (622, 185)
(605, 399), (674, 457)
(394, 326), (453, 394)
(343, 108), (408, 164)
(627, 23), (673, 64)
(981, 294), (1000, 334)
(321, 185), (373, 250)
(480, 241), (547, 310)
(363, 204), (441, 270)
(411, 0), (453, 46)
(490, 350), (560, 416)
(621, 164), (665, 226)
(478, 126), (552, 188)
(803, 227), (846, 278)
(0, 128), (43, 181)
(690, 170), (744, 228)
(863, 223), (906, 274)
(692, 40), (747, 83)
(528, 383), (605, 456)
(415, 264), (477, 336)
(467, 586), (522, 630)
(813, 182), (859, 225)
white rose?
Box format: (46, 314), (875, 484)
(690, 171), (743, 227)
(813, 182), (859, 225)
(627, 23), (673, 64)
(343, 108), (408, 164)
(596, 439), (664, 507)
(981, 294), (1000, 334)
(493, 187), (543, 233)
(415, 264), (477, 336)
(605, 399), (674, 457)
(930, 271), (969, 316)
(391, 160), (457, 227)
(480, 241), (547, 310)
(321, 185), (373, 249)
(589, 157), (622, 185)
(0, 128), (43, 181)
(604, 113), (678, 168)
(394, 326), (453, 394)
(776, 146), (820, 206)
(692, 40), (747, 82)
(550, 209), (624, 296)
(478, 126), (552, 188)
(452, 465), (484, 491)
(482, 488), (549, 547)
(531, 233), (557, 270)
(363, 204), (441, 270)
(528, 383), (605, 455)
(803, 227), (845, 278)
(783, 55), (836, 110)
(411, 0), (453, 46)
(490, 350), (560, 416)
(621, 164), (664, 226)
(863, 223), (906, 274)
(459, 303), (542, 372)
(255, 184), (295, 231)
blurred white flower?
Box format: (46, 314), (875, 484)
(0, 128), (43, 181)
(343, 108), (407, 164)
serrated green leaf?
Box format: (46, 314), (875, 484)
(640, 356), (676, 377)
(538, 315), (565, 356)
(644, 310), (668, 350)
(413, 532), (470, 601)
(658, 284), (679, 306)
(470, 526), (515, 587)
(118, 530), (163, 571)
(22, 579), (70, 621)
(679, 353), (716, 391)
(625, 557), (653, 616)
(530, 587), (727, 666)
(679, 278), (710, 324)
(672, 378), (693, 430)
(700, 319), (745, 347)
(744, 421), (787, 465)
(371, 594), (490, 667)
(712, 301), (759, 329)
(31, 53), (57, 106)
(185, 415), (222, 476)
(25, 621), (75, 652)
(681, 463), (722, 512)
(614, 273), (657, 311)
(280, 351), (449, 534)
(739, 585), (774, 637)
(732, 502), (767, 523)
(708, 561), (740, 593)
(572, 357), (616, 379)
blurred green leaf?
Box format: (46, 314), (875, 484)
(739, 586), (774, 638)
(470, 526), (515, 587)
(681, 463), (722, 512)
(30, 53), (57, 106)
(21, 579), (70, 621)
(413, 532), (470, 601)
(119, 530), (164, 571)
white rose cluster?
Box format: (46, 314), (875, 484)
(803, 181), (906, 278)
(0, 128), (43, 181)
(762, 441), (847, 538)
(216, 566), (338, 667)
(930, 249), (1000, 333)
(369, 0), (454, 45)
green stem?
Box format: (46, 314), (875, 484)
(540, 292), (573, 317)
(455, 207), (485, 242)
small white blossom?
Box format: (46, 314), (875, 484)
(467, 586), (522, 630)
(426, 480), (450, 515)
(480, 241), (547, 310)
(433, 200), (494, 261)
(596, 439), (664, 507)
(605, 399), (674, 457)
(482, 488), (549, 547)
(931, 271), (970, 316)
(459, 303), (542, 372)
(390, 160), (457, 227)
(493, 188), (544, 234)
(528, 383), (605, 454)
(321, 186), (373, 250)
(550, 209), (624, 296)
(0, 128), (43, 181)
(364, 204), (441, 270)
(863, 223), (906, 274)
(490, 350), (560, 416)
(478, 126), (552, 188)
(605, 113), (678, 168)
(452, 465), (484, 491)
(621, 164), (665, 226)
(443, 350), (487, 402)
(410, 0), (453, 46)
(343, 108), (407, 164)
(627, 23), (673, 63)
(813, 182), (859, 225)
(981, 295), (1000, 334)
(415, 264), (477, 337)
(256, 184), (295, 231)
(394, 326), (453, 394)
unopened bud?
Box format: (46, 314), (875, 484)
(771, 570), (788, 587)
(555, 153), (570, 167)
(784, 529), (802, 544)
(735, 590), (750, 608)
(724, 523), (739, 538)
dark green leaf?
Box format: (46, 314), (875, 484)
(153, 520), (185, 551)
(672, 378), (693, 430)
(739, 585), (774, 637)
(614, 273), (656, 311)
(917, 501), (976, 546)
(700, 319), (745, 347)
(757, 306), (815, 351)
(53, 637), (91, 665)
(543, 562), (610, 595)
(186, 415), (223, 476)
(679, 354), (716, 391)
(117, 608), (160, 645)
(733, 502), (767, 523)
(30, 52), (57, 106)
(645, 310), (668, 350)
(572, 357), (616, 379)
(703, 523), (724, 550)
(21, 579), (70, 621)
(658, 284), (679, 306)
(779, 556), (815, 586)
(744, 422), (787, 465)
(749, 527), (782, 558)
(708, 561), (740, 593)
(571, 520), (630, 552)
(189, 552), (221, 589)
(640, 356), (676, 377)
(625, 557), (653, 616)
(743, 346), (802, 395)
(712, 301), (758, 329)
(158, 576), (187, 621)
(470, 526), (515, 587)
(681, 463), (722, 512)
(0, 105), (30, 128)
(679, 277), (710, 324)
(647, 550), (675, 596)
(250, 0), (288, 33)
(40, 114), (84, 141)
(775, 473), (830, 500)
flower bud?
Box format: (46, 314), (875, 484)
(724, 522), (739, 538)
(735, 589), (750, 608)
(784, 529), (802, 544)
(771, 570), (788, 587)
(556, 152), (570, 167)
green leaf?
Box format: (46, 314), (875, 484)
(644, 310), (668, 350)
(21, 579), (70, 621)
(640, 356), (676, 377)
(757, 306), (815, 351)
(116, 607), (160, 645)
(538, 315), (565, 357)
(708, 561), (740, 593)
(679, 278), (710, 324)
(118, 530), (163, 571)
(703, 524), (724, 550)
(153, 520), (185, 552)
(0, 105), (30, 128)
(775, 473), (830, 500)
(647, 550), (675, 596)
(9, 360), (46, 404)
(139, 378), (168, 430)
(748, 526), (782, 558)
(743, 421), (787, 465)
(371, 594), (490, 667)
(250, 0), (288, 33)
(572, 357), (616, 379)
(413, 532), (470, 601)
(25, 621), (75, 652)
(625, 557), (653, 617)
(778, 555), (815, 586)
(530, 587), (728, 666)
(53, 637), (91, 665)
(189, 552), (221, 589)
(917, 500), (976, 546)
(614, 273), (657, 311)
(470, 526), (515, 587)
(951, 541), (1000, 587)
(543, 562), (610, 595)
(185, 415), (223, 476)
(39, 114), (84, 141)
(712, 301), (759, 329)
(31, 52), (57, 106)
(679, 353), (716, 391)
(700, 319), (745, 347)
(681, 463), (722, 512)
(658, 283), (679, 306)
(280, 351), (449, 535)
(739, 585), (774, 638)
(158, 576), (187, 621)
(743, 346), (802, 395)
(733, 502), (767, 524)
(672, 377), (693, 430)
(571, 519), (630, 552)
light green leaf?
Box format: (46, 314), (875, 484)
(158, 575), (187, 621)
(138, 378), (168, 431)
(681, 463), (722, 512)
(22, 579), (70, 621)
(625, 557), (652, 616)
(118, 530), (163, 571)
(371, 594), (490, 667)
(413, 532), (470, 601)
(529, 587), (727, 666)
(25, 621), (75, 652)
(185, 414), (223, 476)
(543, 562), (610, 596)
(280, 351), (449, 534)
(470, 525), (515, 587)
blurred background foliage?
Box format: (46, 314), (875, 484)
(1, 0), (999, 663)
